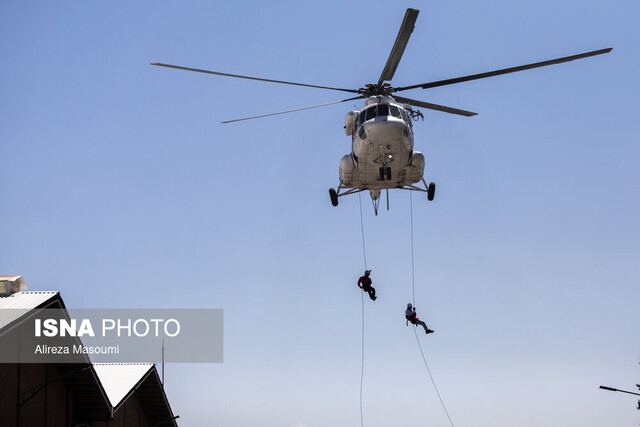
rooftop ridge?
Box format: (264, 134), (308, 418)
(93, 362), (154, 366)
(0, 291), (59, 297)
(19, 290), (59, 294)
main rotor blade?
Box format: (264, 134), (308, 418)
(393, 95), (477, 117)
(377, 8), (420, 85)
(394, 47), (613, 92)
(221, 96), (364, 124)
(151, 63), (359, 94)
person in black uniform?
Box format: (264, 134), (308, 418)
(405, 303), (433, 334)
(357, 270), (377, 301)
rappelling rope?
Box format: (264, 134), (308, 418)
(408, 192), (456, 427)
(360, 289), (365, 427)
(410, 192), (416, 305)
(358, 192), (367, 427)
(413, 327), (456, 427)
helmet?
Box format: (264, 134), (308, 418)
(407, 303), (412, 309)
(365, 270), (371, 275)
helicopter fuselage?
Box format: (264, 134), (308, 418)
(337, 96), (427, 205)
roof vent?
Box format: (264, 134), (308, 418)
(0, 276), (28, 296)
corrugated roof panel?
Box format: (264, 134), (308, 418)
(0, 291), (60, 330)
(93, 363), (154, 408)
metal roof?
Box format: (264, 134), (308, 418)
(93, 363), (154, 408)
(94, 363), (178, 425)
(0, 291), (113, 421)
(0, 290), (177, 426)
(0, 291), (177, 424)
(0, 291), (62, 330)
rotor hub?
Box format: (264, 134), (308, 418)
(358, 83), (395, 97)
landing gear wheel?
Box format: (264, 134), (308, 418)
(329, 188), (339, 206)
(427, 182), (436, 201)
(386, 167), (392, 180)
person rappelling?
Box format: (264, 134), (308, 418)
(405, 303), (433, 334)
(357, 270), (377, 301)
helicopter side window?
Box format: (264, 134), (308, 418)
(389, 105), (402, 118)
(358, 111), (365, 126)
(377, 104), (389, 117)
(365, 106), (377, 122)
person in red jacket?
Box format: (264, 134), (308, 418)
(357, 270), (377, 301)
(405, 303), (433, 334)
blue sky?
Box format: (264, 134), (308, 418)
(1, 1), (639, 426)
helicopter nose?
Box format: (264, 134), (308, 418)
(363, 119), (407, 141)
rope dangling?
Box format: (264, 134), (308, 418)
(358, 192), (367, 427)
(407, 191), (456, 427)
(410, 192), (416, 306)
(413, 328), (456, 427)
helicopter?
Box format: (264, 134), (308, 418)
(151, 8), (611, 214)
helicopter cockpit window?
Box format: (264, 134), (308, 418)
(358, 111), (365, 126)
(389, 105), (402, 118)
(377, 104), (389, 117)
(365, 106), (377, 122)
